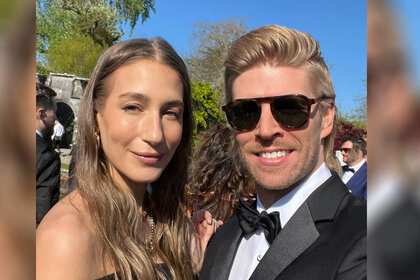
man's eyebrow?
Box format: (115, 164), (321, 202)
(118, 92), (150, 102)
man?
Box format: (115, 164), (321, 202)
(200, 25), (366, 280)
(51, 119), (65, 153)
(340, 136), (367, 199)
(36, 83), (61, 227)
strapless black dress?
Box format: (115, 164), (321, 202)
(96, 263), (172, 280)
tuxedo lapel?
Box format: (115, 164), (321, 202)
(249, 173), (349, 280)
(208, 216), (243, 280)
(249, 202), (319, 280)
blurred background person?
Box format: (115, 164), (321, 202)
(368, 0), (420, 279)
(36, 83), (61, 227)
(340, 135), (367, 199)
(0, 0), (35, 278)
(51, 119), (65, 154)
(187, 123), (256, 222)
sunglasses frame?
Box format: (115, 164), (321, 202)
(222, 94), (331, 131)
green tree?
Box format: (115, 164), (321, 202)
(186, 18), (248, 103)
(36, 0), (155, 75)
(351, 79), (367, 124)
(191, 81), (225, 146)
(46, 32), (108, 78)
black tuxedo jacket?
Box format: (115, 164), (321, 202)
(200, 173), (366, 280)
(36, 133), (61, 226)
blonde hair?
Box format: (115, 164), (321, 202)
(75, 38), (195, 280)
(224, 25), (338, 173)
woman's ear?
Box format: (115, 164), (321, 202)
(95, 111), (100, 134)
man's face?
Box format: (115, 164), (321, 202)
(42, 98), (57, 135)
(340, 140), (361, 166)
(232, 64), (334, 192)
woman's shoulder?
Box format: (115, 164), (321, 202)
(36, 190), (100, 279)
(37, 189), (92, 236)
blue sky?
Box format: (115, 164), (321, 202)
(122, 0), (367, 113)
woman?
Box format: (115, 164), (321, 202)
(188, 123), (256, 222)
(37, 38), (212, 279)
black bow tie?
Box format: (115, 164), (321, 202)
(236, 198), (281, 244)
(343, 165), (356, 173)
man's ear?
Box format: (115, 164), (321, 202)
(36, 107), (44, 120)
(321, 101), (335, 139)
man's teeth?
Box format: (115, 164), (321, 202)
(260, 151), (288, 159)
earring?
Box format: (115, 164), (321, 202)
(95, 132), (100, 147)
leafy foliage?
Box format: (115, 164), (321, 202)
(186, 19), (248, 103)
(36, 62), (52, 77)
(334, 119), (367, 151)
(191, 82), (225, 145)
(46, 32), (108, 78)
(36, 0), (155, 76)
(351, 94), (367, 124)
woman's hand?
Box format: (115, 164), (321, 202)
(192, 209), (223, 247)
(190, 209), (223, 272)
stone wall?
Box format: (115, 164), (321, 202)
(36, 73), (89, 147)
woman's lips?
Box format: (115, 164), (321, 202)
(131, 151), (162, 164)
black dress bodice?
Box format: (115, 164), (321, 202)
(96, 263), (172, 280)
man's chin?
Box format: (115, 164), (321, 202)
(254, 176), (294, 191)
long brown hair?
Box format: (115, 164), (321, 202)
(188, 123), (256, 221)
(75, 38), (195, 279)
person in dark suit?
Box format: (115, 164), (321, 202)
(340, 136), (367, 199)
(36, 83), (61, 227)
(200, 25), (366, 280)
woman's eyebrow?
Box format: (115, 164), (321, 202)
(118, 92), (150, 102)
(163, 100), (184, 108)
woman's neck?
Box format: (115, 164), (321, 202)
(108, 164), (148, 207)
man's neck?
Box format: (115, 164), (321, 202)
(257, 187), (295, 209)
(348, 157), (364, 168)
(36, 121), (46, 137)
(257, 162), (328, 209)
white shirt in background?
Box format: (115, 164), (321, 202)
(51, 122), (65, 140)
(342, 159), (366, 184)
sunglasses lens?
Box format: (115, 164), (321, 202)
(226, 100), (260, 130)
(271, 96), (309, 127)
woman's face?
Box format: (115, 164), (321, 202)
(96, 59), (184, 189)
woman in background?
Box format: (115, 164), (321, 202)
(37, 38), (212, 280)
(188, 123), (256, 222)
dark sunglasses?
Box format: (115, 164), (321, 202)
(222, 94), (331, 131)
(340, 148), (352, 152)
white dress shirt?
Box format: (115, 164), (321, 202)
(342, 159), (366, 184)
(36, 129), (43, 138)
(51, 122), (65, 140)
(228, 163), (332, 280)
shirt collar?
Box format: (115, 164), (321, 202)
(349, 159), (366, 172)
(36, 130), (43, 138)
(256, 163), (332, 228)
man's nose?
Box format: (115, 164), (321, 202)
(254, 103), (284, 140)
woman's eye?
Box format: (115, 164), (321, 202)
(122, 104), (141, 111)
(164, 110), (181, 119)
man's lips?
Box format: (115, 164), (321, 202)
(247, 148), (294, 166)
(257, 149), (292, 159)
